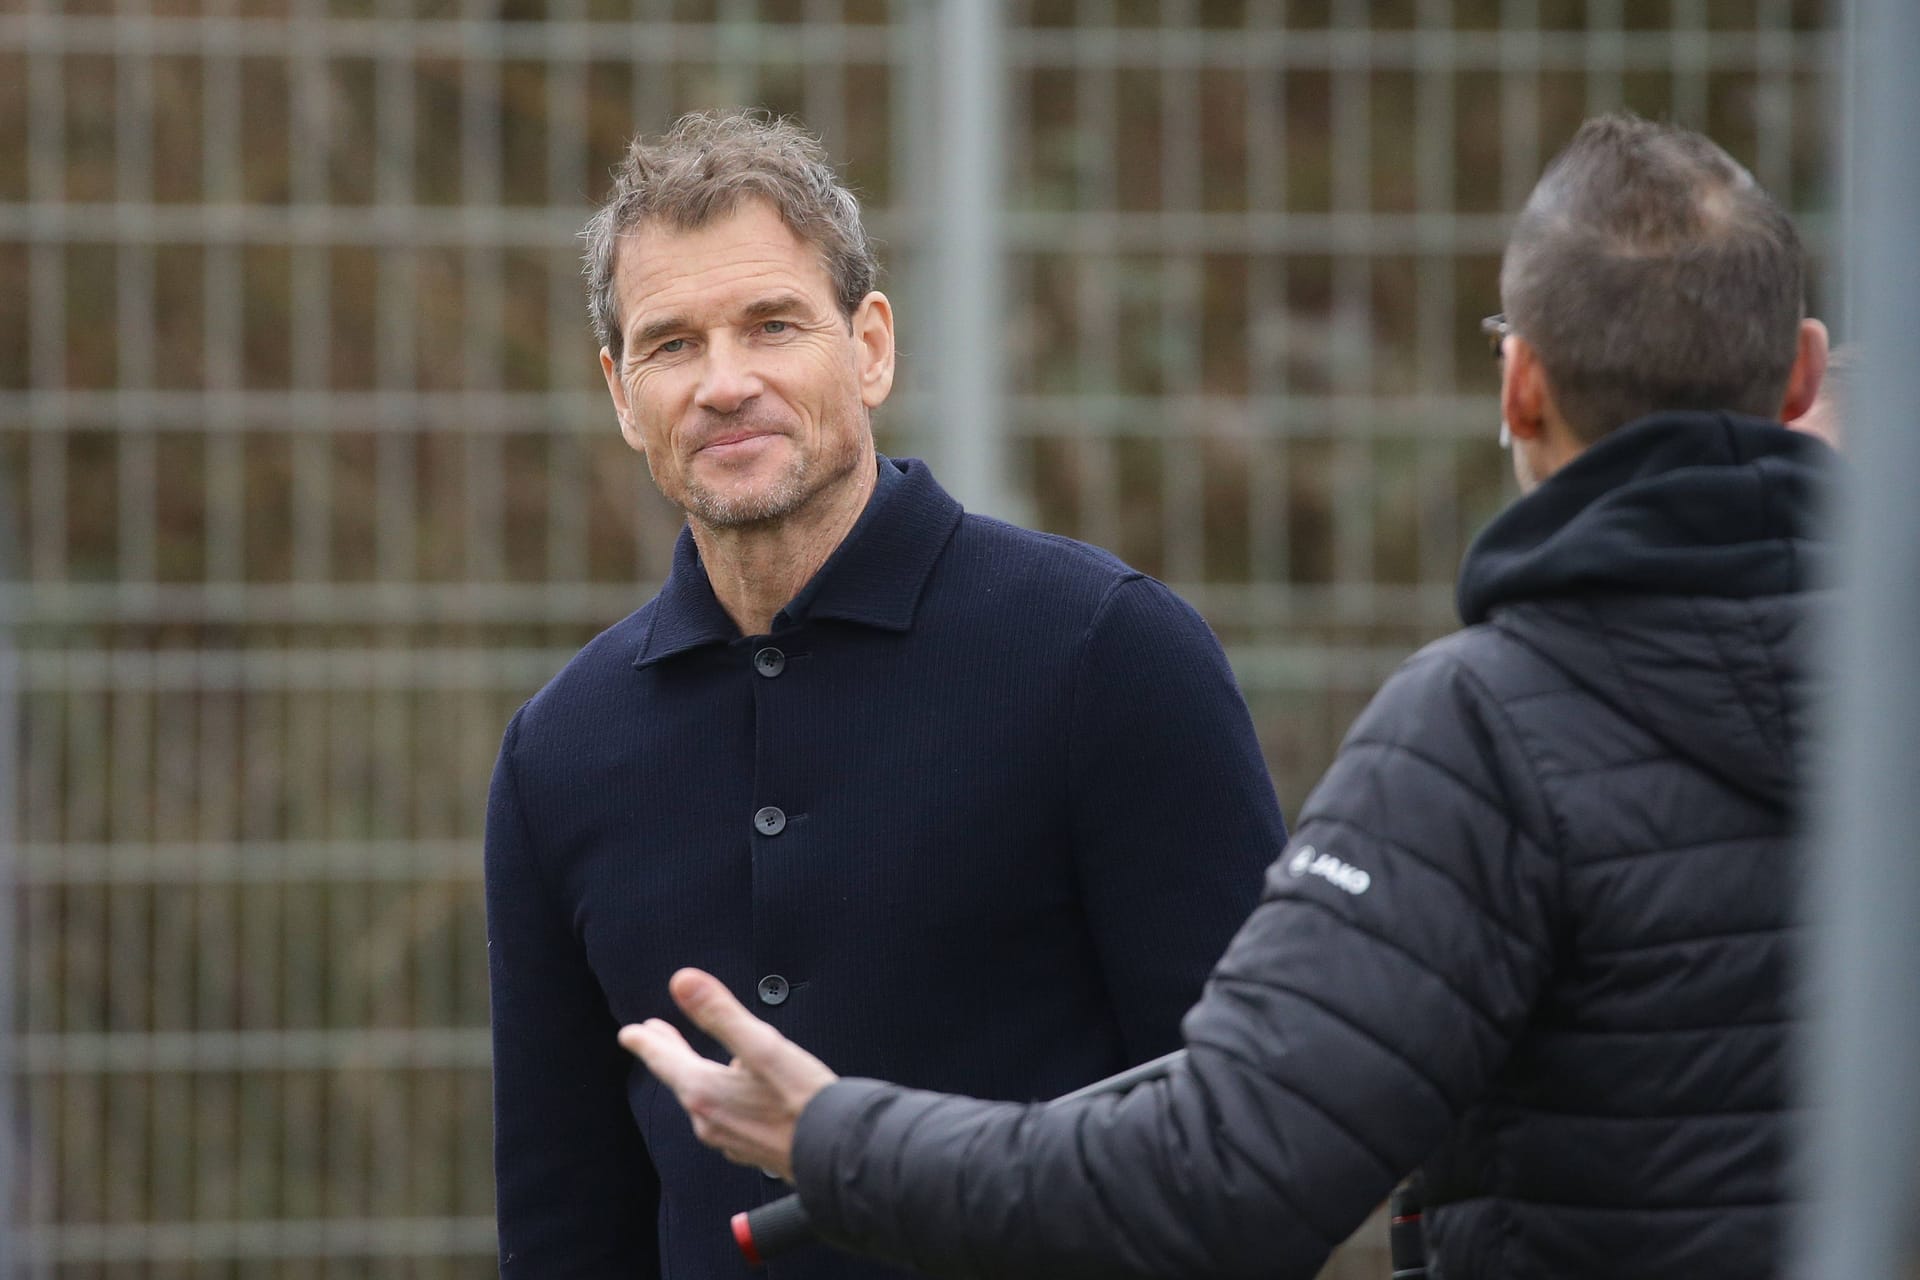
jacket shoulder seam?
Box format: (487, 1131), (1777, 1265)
(1445, 630), (1584, 932)
(496, 706), (577, 930)
(1064, 571), (1152, 818)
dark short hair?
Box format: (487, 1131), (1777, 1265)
(1500, 113), (1806, 441)
(583, 109), (878, 363)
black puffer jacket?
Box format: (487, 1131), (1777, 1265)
(791, 412), (1831, 1279)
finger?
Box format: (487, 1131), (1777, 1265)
(667, 968), (790, 1065)
(618, 1016), (692, 1059)
(619, 1019), (706, 1095)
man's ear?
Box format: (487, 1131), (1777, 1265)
(852, 291), (896, 410)
(1501, 335), (1551, 444)
(1779, 317), (1830, 424)
(601, 347), (643, 453)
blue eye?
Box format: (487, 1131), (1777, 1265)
(762, 320), (788, 334)
(658, 339), (686, 354)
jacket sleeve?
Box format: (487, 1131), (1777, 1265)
(791, 644), (1563, 1279)
(1066, 575), (1288, 1060)
(486, 708), (661, 1278)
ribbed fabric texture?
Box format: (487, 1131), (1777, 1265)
(485, 456), (1286, 1280)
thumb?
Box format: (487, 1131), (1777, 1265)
(668, 968), (787, 1066)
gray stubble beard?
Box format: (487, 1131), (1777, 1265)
(669, 406), (870, 532)
(679, 453), (813, 528)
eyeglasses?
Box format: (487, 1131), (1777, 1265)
(1480, 313), (1511, 362)
(1482, 315), (1515, 449)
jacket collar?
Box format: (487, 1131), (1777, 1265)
(1455, 410), (1834, 626)
(632, 456), (962, 669)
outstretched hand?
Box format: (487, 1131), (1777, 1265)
(619, 968), (839, 1182)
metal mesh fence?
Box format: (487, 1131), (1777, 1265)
(1, 1), (1835, 1275)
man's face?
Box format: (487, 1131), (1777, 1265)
(599, 200), (894, 529)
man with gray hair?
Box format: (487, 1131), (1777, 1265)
(484, 110), (1286, 1278)
(627, 113), (1834, 1280)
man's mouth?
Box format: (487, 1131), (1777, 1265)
(696, 429), (783, 455)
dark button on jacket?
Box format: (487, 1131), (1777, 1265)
(485, 456), (1286, 1280)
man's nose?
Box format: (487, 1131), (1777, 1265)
(693, 335), (763, 414)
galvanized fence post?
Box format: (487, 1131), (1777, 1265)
(1798, 0), (1920, 1274)
(917, 0), (1014, 522)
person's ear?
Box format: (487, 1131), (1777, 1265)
(851, 291), (896, 409)
(1501, 335), (1551, 445)
(601, 347), (644, 453)
(1779, 317), (1830, 424)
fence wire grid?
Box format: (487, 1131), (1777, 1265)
(1, 1), (1836, 1276)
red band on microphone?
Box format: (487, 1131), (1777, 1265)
(731, 1212), (764, 1268)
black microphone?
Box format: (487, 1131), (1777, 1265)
(1387, 1173), (1428, 1279)
(729, 1049), (1186, 1268)
(731, 1190), (814, 1269)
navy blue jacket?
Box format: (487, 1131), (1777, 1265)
(485, 456), (1286, 1279)
(791, 415), (1826, 1279)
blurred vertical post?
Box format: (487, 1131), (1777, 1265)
(913, 0), (1015, 520)
(0, 502), (14, 1278)
(1798, 0), (1920, 1276)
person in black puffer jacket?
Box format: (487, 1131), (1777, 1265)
(622, 114), (1835, 1280)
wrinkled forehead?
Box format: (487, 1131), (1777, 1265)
(611, 199), (839, 320)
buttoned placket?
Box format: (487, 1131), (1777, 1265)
(748, 628), (807, 1017)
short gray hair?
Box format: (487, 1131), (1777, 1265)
(582, 109), (879, 362)
(1501, 113), (1806, 441)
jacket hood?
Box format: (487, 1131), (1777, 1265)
(1456, 411), (1834, 808)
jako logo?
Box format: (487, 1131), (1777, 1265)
(1286, 844), (1371, 896)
